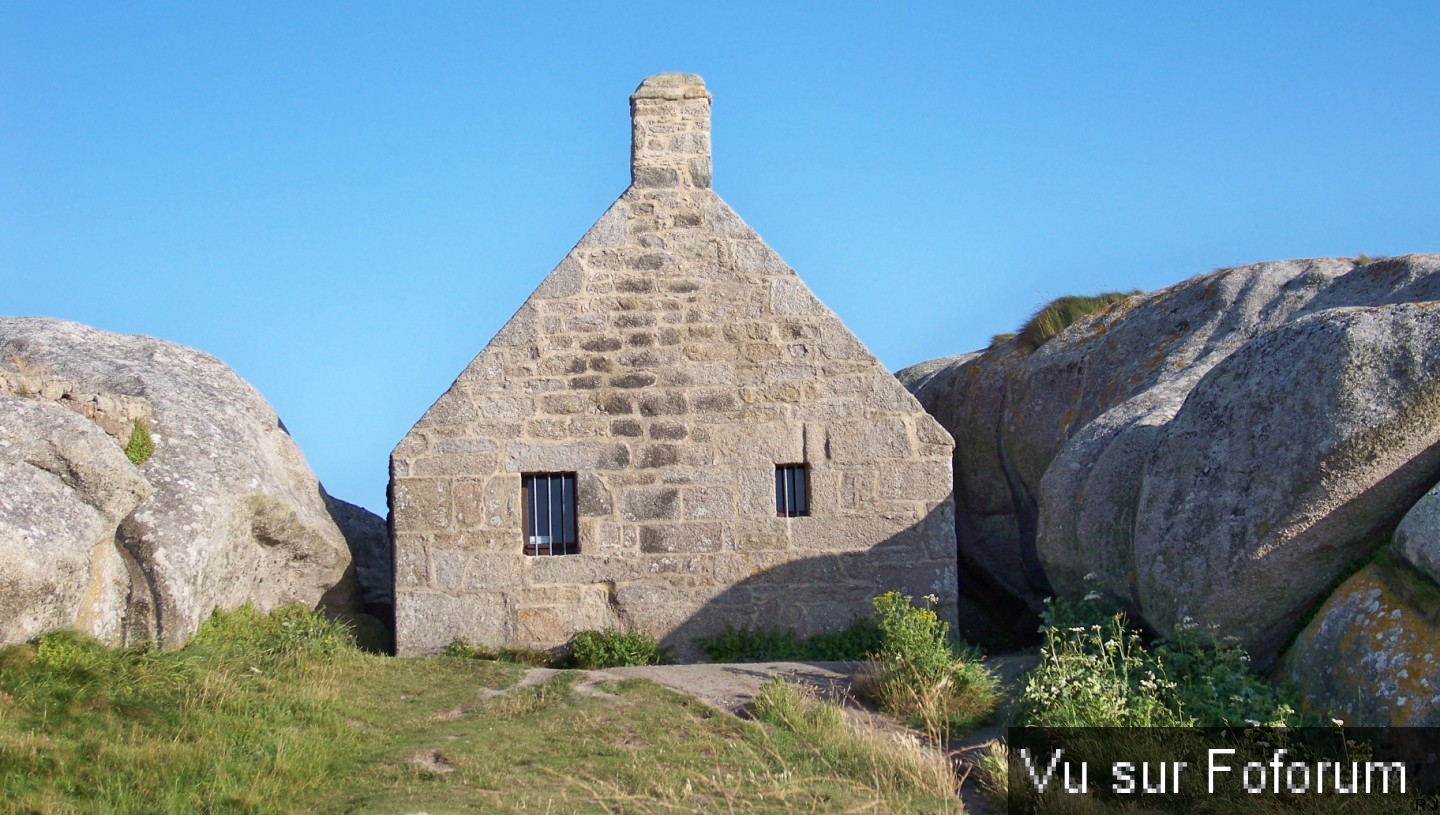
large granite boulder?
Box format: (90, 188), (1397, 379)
(0, 317), (386, 648)
(1285, 559), (1440, 727)
(1135, 303), (1440, 661)
(906, 254), (1440, 667)
(1285, 482), (1440, 726)
(0, 395), (152, 644)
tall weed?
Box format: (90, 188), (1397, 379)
(859, 591), (999, 734)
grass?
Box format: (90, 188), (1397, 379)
(697, 618), (882, 662)
(569, 628), (668, 668)
(698, 595), (1002, 738)
(1016, 291), (1140, 352)
(0, 605), (969, 813)
(749, 679), (960, 812)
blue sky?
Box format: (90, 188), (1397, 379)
(4, 2), (1438, 515)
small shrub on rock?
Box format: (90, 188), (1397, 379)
(124, 419), (154, 466)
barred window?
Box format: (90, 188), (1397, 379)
(522, 473), (578, 556)
(775, 464), (809, 518)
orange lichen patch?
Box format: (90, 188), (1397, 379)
(1059, 405), (1078, 434)
(1290, 563), (1440, 726)
(1147, 351), (1166, 370)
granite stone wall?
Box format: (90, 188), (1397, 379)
(391, 74), (957, 658)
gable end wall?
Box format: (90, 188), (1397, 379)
(390, 76), (956, 659)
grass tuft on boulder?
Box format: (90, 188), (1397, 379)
(1016, 291), (1140, 352)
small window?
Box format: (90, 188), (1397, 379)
(522, 473), (578, 555)
(775, 464), (809, 517)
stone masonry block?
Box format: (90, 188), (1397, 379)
(453, 479), (491, 528)
(737, 466), (777, 515)
(649, 421), (687, 440)
(599, 394), (632, 414)
(638, 392), (688, 416)
(574, 200), (627, 249)
(484, 474), (520, 528)
(505, 442), (631, 472)
(418, 394), (478, 427)
(791, 516), (897, 552)
(490, 303), (537, 347)
(733, 520), (789, 552)
(804, 423), (828, 463)
(457, 349), (507, 384)
(914, 413), (954, 446)
(564, 473), (611, 519)
(539, 356), (588, 376)
(539, 393), (594, 415)
(829, 418), (913, 463)
(807, 469), (841, 514)
(395, 590), (509, 656)
(392, 477), (451, 533)
(619, 349), (678, 369)
(533, 256), (585, 299)
(514, 585), (618, 649)
(393, 534), (431, 588)
(620, 487), (680, 521)
(691, 389), (740, 413)
(770, 278), (824, 316)
(479, 395), (535, 420)
(637, 444), (680, 468)
(411, 451), (496, 477)
(610, 372), (658, 389)
(730, 242), (790, 277)
(526, 554), (642, 586)
(580, 335), (624, 352)
(683, 486), (735, 519)
(683, 343), (737, 362)
(876, 459), (952, 501)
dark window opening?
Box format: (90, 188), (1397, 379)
(523, 473), (578, 555)
(775, 464), (809, 517)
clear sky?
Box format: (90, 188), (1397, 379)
(4, 2), (1438, 516)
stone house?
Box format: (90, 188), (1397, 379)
(390, 74), (957, 658)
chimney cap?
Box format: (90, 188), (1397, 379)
(631, 73), (710, 102)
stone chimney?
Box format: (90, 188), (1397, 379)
(630, 73), (712, 190)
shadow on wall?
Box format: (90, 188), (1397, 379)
(645, 500), (959, 662)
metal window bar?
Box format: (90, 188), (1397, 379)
(525, 473), (577, 555)
(776, 465), (808, 517)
